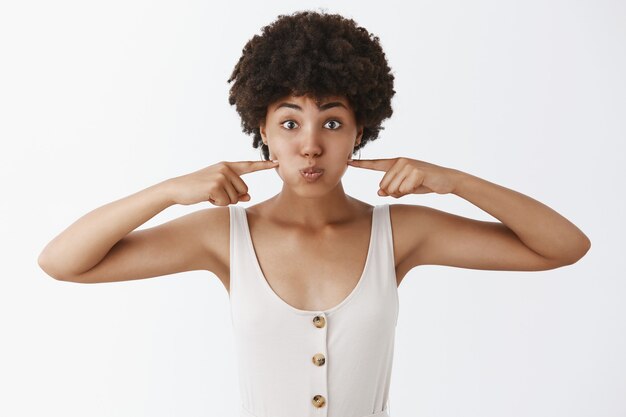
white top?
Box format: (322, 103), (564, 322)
(228, 204), (399, 417)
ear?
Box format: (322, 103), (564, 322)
(355, 125), (364, 146)
(260, 120), (267, 145)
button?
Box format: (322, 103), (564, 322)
(312, 394), (326, 408)
(312, 353), (326, 366)
(312, 315), (326, 328)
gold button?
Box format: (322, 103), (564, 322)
(312, 353), (326, 366)
(312, 315), (326, 328)
(312, 394), (326, 408)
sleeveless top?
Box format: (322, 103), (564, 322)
(228, 204), (399, 417)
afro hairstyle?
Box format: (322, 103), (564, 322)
(227, 10), (396, 161)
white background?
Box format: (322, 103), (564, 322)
(1, 0), (623, 416)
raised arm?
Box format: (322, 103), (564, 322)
(37, 179), (231, 284)
(37, 160), (278, 284)
(38, 180), (175, 280)
(348, 157), (591, 275)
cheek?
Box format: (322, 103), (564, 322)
(268, 142), (300, 166)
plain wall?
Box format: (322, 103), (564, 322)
(1, 0), (623, 416)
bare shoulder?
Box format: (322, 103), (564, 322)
(388, 203), (432, 282)
(388, 201), (569, 276)
(388, 204), (430, 259)
(388, 202), (474, 267)
(196, 206), (231, 287)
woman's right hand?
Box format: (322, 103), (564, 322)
(166, 160), (279, 206)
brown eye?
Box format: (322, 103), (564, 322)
(324, 120), (342, 130)
(280, 120), (298, 130)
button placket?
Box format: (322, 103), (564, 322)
(311, 313), (328, 412)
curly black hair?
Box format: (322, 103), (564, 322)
(227, 10), (396, 161)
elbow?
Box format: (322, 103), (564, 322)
(38, 246), (59, 280)
(579, 237), (592, 261)
(38, 252), (71, 281)
(562, 236), (592, 266)
(577, 234), (592, 260)
(37, 259), (62, 281)
(37, 252), (52, 277)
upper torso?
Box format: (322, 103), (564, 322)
(205, 198), (417, 311)
(227, 200), (400, 417)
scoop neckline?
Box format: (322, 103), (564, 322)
(239, 205), (378, 316)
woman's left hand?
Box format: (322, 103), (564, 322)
(347, 157), (460, 197)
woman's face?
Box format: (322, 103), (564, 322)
(260, 94), (363, 194)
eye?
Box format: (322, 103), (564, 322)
(280, 120), (298, 130)
(324, 120), (343, 130)
(279, 119), (343, 130)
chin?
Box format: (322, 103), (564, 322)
(293, 187), (334, 199)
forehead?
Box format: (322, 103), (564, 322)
(268, 94), (351, 113)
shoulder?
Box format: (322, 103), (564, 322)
(388, 202), (439, 233)
(387, 203), (432, 268)
(388, 202), (431, 230)
(190, 206), (231, 283)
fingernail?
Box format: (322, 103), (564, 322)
(271, 159), (278, 163)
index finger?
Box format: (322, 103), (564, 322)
(228, 160), (279, 175)
(347, 158), (396, 172)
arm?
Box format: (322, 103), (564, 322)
(38, 181), (175, 279)
(449, 169), (590, 264)
(37, 180), (227, 283)
(349, 158), (591, 272)
(38, 160), (277, 284)
(398, 170), (590, 271)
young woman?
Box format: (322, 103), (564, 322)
(38, 10), (591, 417)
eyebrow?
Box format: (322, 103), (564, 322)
(274, 101), (348, 112)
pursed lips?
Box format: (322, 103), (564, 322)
(300, 167), (324, 174)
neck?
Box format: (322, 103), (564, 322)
(266, 181), (357, 228)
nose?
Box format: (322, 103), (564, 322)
(300, 126), (323, 158)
